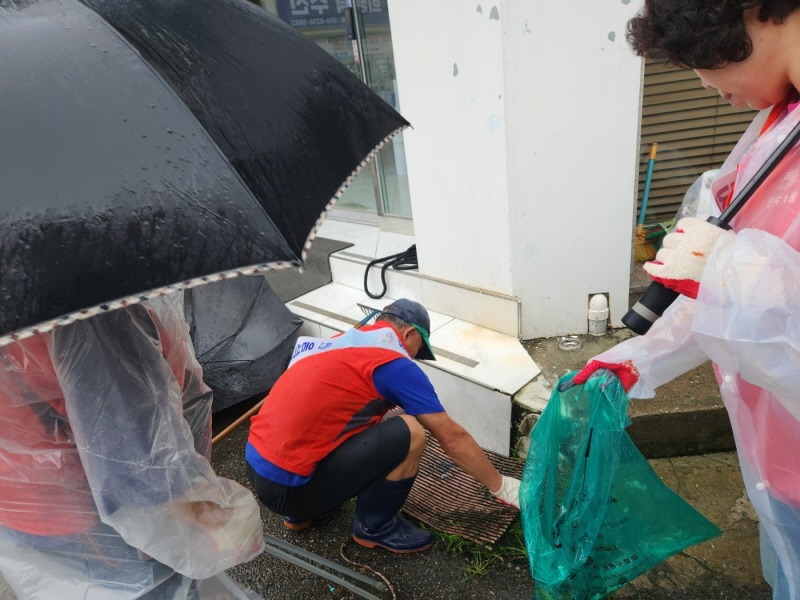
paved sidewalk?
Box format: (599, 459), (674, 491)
(619, 452), (770, 599)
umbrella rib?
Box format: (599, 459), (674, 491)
(301, 124), (408, 262)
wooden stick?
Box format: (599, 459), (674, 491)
(211, 398), (265, 447)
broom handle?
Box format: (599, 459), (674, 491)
(638, 143), (658, 226)
(212, 398), (265, 447)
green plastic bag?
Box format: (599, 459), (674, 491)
(521, 370), (721, 600)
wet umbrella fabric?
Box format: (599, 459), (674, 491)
(0, 0), (408, 345)
(184, 276), (302, 413)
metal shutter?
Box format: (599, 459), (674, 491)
(636, 60), (755, 225)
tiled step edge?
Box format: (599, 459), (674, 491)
(329, 250), (521, 338)
(284, 285), (542, 456)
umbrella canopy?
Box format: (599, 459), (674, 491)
(185, 276), (302, 412)
(0, 0), (408, 346)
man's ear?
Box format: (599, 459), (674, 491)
(401, 326), (416, 342)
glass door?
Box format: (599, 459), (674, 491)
(268, 0), (412, 220)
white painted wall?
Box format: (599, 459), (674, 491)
(390, 1), (514, 294)
(389, 0), (645, 339)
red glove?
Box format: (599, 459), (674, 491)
(572, 359), (639, 392)
(643, 217), (726, 299)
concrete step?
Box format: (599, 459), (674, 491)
(285, 283), (540, 457)
(513, 331), (733, 460)
(296, 219), (543, 457)
(328, 249), (521, 338)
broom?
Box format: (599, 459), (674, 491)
(634, 142), (658, 262)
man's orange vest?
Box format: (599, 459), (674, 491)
(248, 324), (409, 477)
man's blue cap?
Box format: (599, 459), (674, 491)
(381, 298), (435, 361)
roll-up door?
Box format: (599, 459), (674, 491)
(636, 60), (755, 225)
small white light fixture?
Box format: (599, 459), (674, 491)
(588, 294), (609, 336)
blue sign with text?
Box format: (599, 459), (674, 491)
(276, 0), (389, 29)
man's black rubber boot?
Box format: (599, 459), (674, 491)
(352, 476), (433, 553)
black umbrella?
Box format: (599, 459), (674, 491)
(0, 0), (408, 346)
(185, 276), (302, 413)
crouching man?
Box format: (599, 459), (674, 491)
(246, 298), (520, 553)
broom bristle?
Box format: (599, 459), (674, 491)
(634, 224), (656, 262)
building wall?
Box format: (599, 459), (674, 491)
(389, 0), (645, 338)
(390, 1), (514, 293)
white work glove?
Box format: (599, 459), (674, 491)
(643, 217), (728, 299)
(490, 475), (520, 509)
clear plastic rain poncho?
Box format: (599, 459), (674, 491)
(596, 101), (800, 599)
(0, 294), (264, 599)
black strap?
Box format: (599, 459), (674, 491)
(363, 245), (418, 299)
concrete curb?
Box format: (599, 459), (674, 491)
(513, 330), (733, 461)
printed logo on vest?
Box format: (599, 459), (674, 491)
(288, 328), (409, 368)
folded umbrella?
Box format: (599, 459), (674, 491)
(0, 0), (408, 345)
(185, 276), (302, 412)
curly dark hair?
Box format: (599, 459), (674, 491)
(627, 0), (800, 68)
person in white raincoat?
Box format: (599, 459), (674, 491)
(574, 2), (800, 598)
(0, 294), (264, 599)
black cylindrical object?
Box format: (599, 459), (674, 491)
(623, 118), (800, 335)
(622, 285), (680, 334)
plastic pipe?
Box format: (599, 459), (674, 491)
(588, 294), (609, 336)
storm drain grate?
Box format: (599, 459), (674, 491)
(404, 434), (523, 545)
